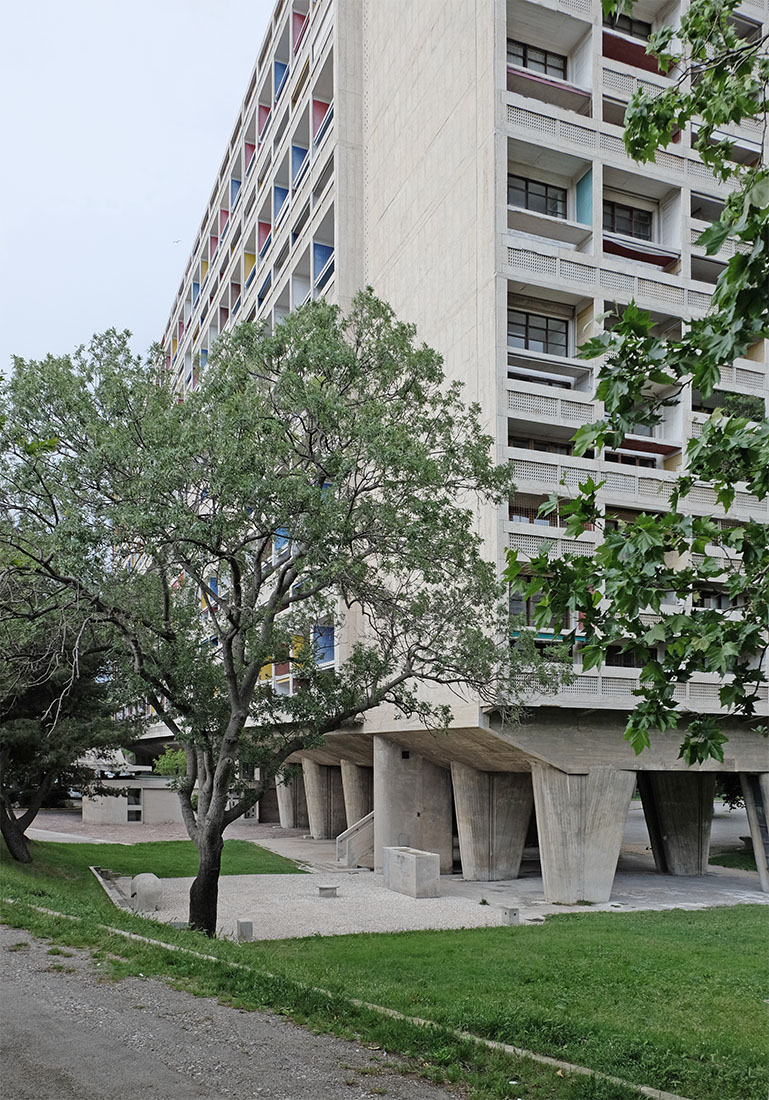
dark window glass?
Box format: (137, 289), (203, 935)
(603, 13), (652, 40)
(508, 309), (569, 356)
(605, 645), (642, 667)
(507, 39), (567, 79)
(508, 175), (567, 218)
(604, 451), (656, 468)
(603, 199), (652, 240)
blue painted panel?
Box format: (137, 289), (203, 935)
(576, 169), (592, 226)
(313, 625), (334, 664)
(274, 185), (289, 219)
(291, 145), (308, 180)
(313, 242), (334, 280)
(192, 281), (199, 303)
(274, 60), (288, 98)
(230, 179), (241, 204)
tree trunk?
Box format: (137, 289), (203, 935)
(188, 831), (224, 936)
(0, 802), (32, 863)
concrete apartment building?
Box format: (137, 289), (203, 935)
(159, 0), (769, 901)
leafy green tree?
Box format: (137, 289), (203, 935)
(1, 291), (561, 934)
(0, 569), (138, 862)
(507, 0), (769, 765)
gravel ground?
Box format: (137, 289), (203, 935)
(0, 925), (459, 1100)
(147, 870), (508, 940)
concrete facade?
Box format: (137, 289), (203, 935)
(162, 0), (769, 900)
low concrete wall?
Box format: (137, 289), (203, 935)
(336, 810), (374, 868)
(383, 846), (440, 898)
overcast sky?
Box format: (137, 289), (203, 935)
(0, 0), (274, 373)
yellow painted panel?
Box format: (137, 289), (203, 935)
(201, 259), (209, 278)
(259, 663), (273, 681)
(244, 252), (256, 278)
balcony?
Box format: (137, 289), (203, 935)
(508, 204), (592, 247)
(507, 347), (593, 390)
(507, 64), (591, 114)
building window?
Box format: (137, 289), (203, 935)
(604, 451), (657, 468)
(509, 435), (573, 455)
(507, 40), (567, 80)
(605, 645), (644, 668)
(127, 788), (142, 823)
(508, 310), (569, 356)
(603, 199), (652, 241)
(508, 175), (567, 219)
(603, 13), (652, 40)
(510, 592), (568, 630)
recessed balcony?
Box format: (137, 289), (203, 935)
(507, 65), (592, 114)
(508, 205), (592, 247)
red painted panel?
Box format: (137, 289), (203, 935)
(293, 10), (308, 52)
(258, 103), (271, 134)
(312, 99), (330, 136)
(219, 208), (229, 232)
(245, 141), (256, 165)
(210, 235), (219, 255)
(602, 30), (660, 74)
(258, 221), (271, 249)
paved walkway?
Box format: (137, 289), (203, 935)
(29, 804), (766, 939)
(0, 926), (457, 1100)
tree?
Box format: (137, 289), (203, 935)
(1, 291), (561, 934)
(0, 568), (138, 862)
(507, 0), (769, 765)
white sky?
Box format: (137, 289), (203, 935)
(0, 0), (274, 373)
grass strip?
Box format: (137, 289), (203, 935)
(1, 897), (681, 1100)
(3, 841), (766, 1100)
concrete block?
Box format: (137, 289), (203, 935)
(235, 919), (253, 941)
(130, 873), (162, 912)
(499, 906), (519, 925)
(318, 884), (339, 898)
(383, 846), (440, 898)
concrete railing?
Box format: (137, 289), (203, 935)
(336, 810), (374, 868)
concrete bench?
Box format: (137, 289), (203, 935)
(382, 846), (440, 898)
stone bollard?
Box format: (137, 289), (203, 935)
(500, 906), (520, 925)
(235, 919), (253, 941)
(130, 873), (163, 912)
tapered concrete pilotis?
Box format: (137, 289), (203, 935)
(340, 760), (373, 827)
(532, 764), (635, 903)
(373, 738), (453, 872)
(451, 763), (532, 880)
(302, 760), (347, 839)
(638, 772), (715, 875)
(740, 772), (769, 893)
(276, 778), (296, 829)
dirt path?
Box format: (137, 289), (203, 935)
(0, 925), (457, 1100)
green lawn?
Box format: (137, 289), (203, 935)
(709, 846), (758, 872)
(243, 906), (769, 1100)
(29, 838), (303, 880)
(0, 837), (304, 912)
(1, 839), (767, 1100)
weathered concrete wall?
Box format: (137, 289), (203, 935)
(452, 763), (533, 880)
(373, 737), (453, 872)
(532, 763), (635, 903)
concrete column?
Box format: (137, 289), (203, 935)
(638, 772), (715, 875)
(276, 777), (296, 829)
(340, 760), (373, 827)
(739, 772), (769, 893)
(451, 763), (533, 880)
(302, 760), (347, 839)
(532, 764), (636, 903)
(373, 737), (453, 873)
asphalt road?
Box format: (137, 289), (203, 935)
(0, 925), (456, 1100)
